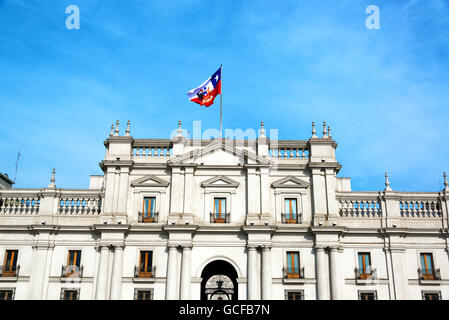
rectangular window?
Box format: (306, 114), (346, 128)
(358, 252), (371, 279)
(285, 291), (303, 300)
(0, 290), (14, 300)
(359, 291), (377, 300)
(422, 291), (441, 300)
(286, 251), (300, 279)
(284, 198), (297, 223)
(66, 250), (81, 276)
(420, 253), (435, 280)
(2, 250), (18, 277)
(139, 251), (153, 278)
(214, 198), (226, 223)
(61, 289), (79, 300)
(142, 197), (156, 222)
(135, 289), (153, 300)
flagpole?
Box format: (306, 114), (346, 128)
(220, 64), (223, 139)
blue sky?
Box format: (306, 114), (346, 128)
(0, 0), (448, 191)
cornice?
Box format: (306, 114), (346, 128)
(99, 160), (134, 168)
(307, 162), (342, 169)
(91, 224), (131, 233)
(307, 138), (338, 148)
(103, 136), (134, 147)
(163, 225), (198, 233)
(242, 225), (276, 233)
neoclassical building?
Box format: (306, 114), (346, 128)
(0, 120), (448, 300)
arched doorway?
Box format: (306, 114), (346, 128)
(200, 260), (238, 300)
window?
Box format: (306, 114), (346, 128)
(357, 253), (372, 279)
(134, 289), (153, 300)
(286, 251), (300, 279)
(138, 251), (153, 278)
(0, 290), (14, 300)
(60, 289), (79, 300)
(420, 253), (435, 280)
(284, 198), (298, 223)
(213, 198), (227, 223)
(285, 290), (303, 300)
(422, 291), (441, 300)
(142, 197), (156, 222)
(2, 250), (18, 277)
(359, 291), (377, 300)
(65, 250), (81, 276)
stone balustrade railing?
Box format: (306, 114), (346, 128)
(0, 189), (103, 217)
(0, 190), (41, 215)
(338, 191), (447, 220)
(59, 191), (103, 216)
(338, 193), (382, 218)
(269, 140), (309, 159)
(398, 194), (442, 218)
(133, 139), (173, 157)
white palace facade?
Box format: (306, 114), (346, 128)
(0, 120), (448, 300)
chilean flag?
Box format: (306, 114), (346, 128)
(187, 66), (221, 107)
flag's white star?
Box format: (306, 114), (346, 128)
(215, 75), (219, 82)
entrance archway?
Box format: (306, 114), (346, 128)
(200, 260), (238, 300)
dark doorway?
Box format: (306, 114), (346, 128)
(200, 260), (238, 300)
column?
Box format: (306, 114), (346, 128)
(247, 246), (258, 300)
(116, 168), (129, 215)
(96, 245), (110, 300)
(170, 168), (182, 214)
(180, 246), (192, 299)
(329, 247), (340, 300)
(29, 246), (48, 299)
(261, 245), (272, 300)
(311, 168), (327, 221)
(247, 168), (259, 215)
(315, 246), (329, 300)
(383, 246), (395, 300)
(110, 245), (124, 300)
(324, 168), (338, 217)
(260, 168), (270, 215)
(183, 168), (194, 214)
(103, 168), (116, 215)
(390, 248), (408, 300)
(166, 245), (178, 300)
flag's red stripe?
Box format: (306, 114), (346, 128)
(189, 80), (221, 107)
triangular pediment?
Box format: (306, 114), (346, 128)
(271, 176), (309, 188)
(130, 174), (170, 187)
(168, 140), (272, 166)
(201, 175), (240, 188)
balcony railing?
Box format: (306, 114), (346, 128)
(269, 140), (309, 159)
(133, 140), (173, 158)
(0, 265), (20, 277)
(138, 211), (159, 223)
(282, 267), (304, 279)
(281, 213), (302, 224)
(0, 192), (40, 215)
(400, 200), (442, 218)
(355, 267), (376, 280)
(61, 265), (84, 278)
(418, 268), (441, 281)
(210, 212), (230, 223)
(134, 266), (156, 278)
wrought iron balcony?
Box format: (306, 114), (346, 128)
(0, 265), (20, 277)
(134, 266), (156, 278)
(355, 267), (376, 280)
(210, 212), (230, 223)
(283, 267), (304, 279)
(418, 268), (440, 281)
(138, 211), (159, 223)
(281, 213), (302, 224)
(61, 265), (84, 278)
